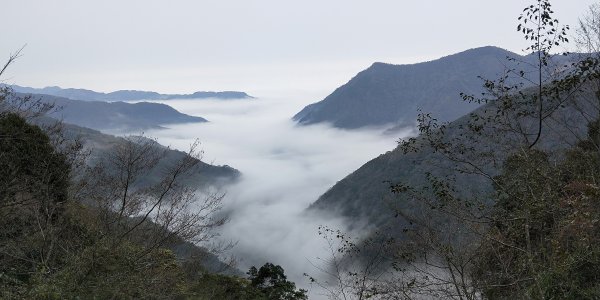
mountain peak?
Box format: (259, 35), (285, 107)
(293, 46), (526, 130)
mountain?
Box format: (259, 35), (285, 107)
(307, 82), (598, 229)
(25, 117), (242, 278)
(13, 92), (207, 132)
(46, 118), (240, 187)
(294, 46), (558, 129)
(9, 85), (252, 101)
(57, 120), (241, 270)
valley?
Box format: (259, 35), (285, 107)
(3, 1), (599, 298)
(131, 94), (404, 289)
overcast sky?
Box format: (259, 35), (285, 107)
(2, 0), (596, 97)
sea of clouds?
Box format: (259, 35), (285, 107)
(135, 93), (412, 296)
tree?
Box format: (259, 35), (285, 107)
(383, 1), (597, 297)
(248, 263), (308, 300)
(73, 135), (228, 258)
(517, 0), (570, 148)
(575, 3), (600, 127)
(305, 226), (402, 300)
(473, 119), (600, 298)
(576, 3), (600, 54)
(0, 47), (56, 120)
(0, 52), (243, 298)
(0, 112), (71, 295)
(187, 272), (264, 300)
(309, 1), (600, 299)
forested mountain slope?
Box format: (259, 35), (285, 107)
(38, 117), (240, 187)
(308, 81), (598, 228)
(16, 93), (206, 132)
(294, 46), (571, 129)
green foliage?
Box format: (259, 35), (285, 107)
(538, 249), (600, 299)
(27, 238), (185, 299)
(0, 112), (71, 294)
(0, 110), (304, 299)
(518, 0), (569, 55)
(0, 112), (70, 207)
(38, 238), (305, 299)
(247, 263), (308, 300)
(187, 273), (264, 300)
(474, 119), (600, 298)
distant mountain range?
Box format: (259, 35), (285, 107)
(12, 92), (207, 132)
(293, 46), (571, 130)
(9, 85), (252, 101)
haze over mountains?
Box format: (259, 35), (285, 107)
(8, 0), (600, 296)
(10, 85), (252, 101)
(131, 90), (401, 290)
(293, 46), (572, 130)
(10, 92), (207, 132)
(5, 41), (594, 298)
(17, 45), (584, 275)
(6, 85), (241, 191)
(6, 83), (254, 132)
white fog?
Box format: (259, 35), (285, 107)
(123, 93), (412, 295)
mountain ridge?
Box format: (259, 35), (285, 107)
(293, 46), (566, 130)
(11, 92), (208, 132)
(9, 85), (253, 101)
(307, 81), (597, 229)
(34, 115), (240, 191)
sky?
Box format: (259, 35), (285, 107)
(2, 0), (596, 98)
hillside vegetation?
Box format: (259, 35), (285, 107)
(0, 86), (306, 299)
(305, 2), (600, 298)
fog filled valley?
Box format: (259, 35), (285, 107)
(4, 0), (600, 299)
(130, 95), (405, 290)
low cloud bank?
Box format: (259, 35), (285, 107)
(135, 94), (410, 295)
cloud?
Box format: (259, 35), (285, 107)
(135, 93), (410, 296)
